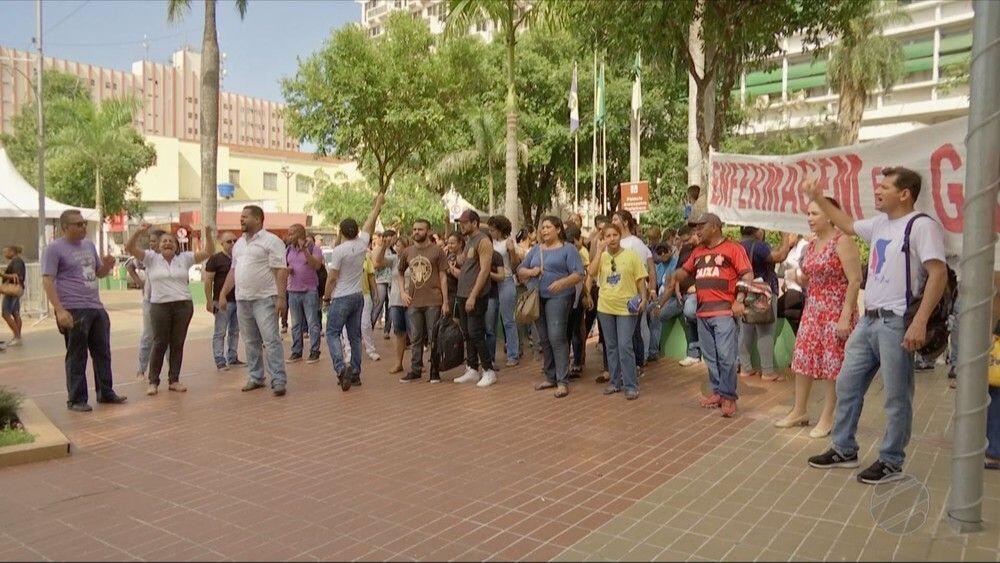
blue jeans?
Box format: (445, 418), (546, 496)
(832, 315), (914, 468)
(657, 295), (700, 359)
(697, 315), (739, 400)
(326, 293), (364, 380)
(212, 301), (240, 367)
(498, 277), (520, 361)
(536, 293), (574, 385)
(236, 297), (287, 388)
(63, 308), (116, 406)
(486, 296), (499, 367)
(988, 386), (1000, 459)
(648, 304), (662, 360)
(289, 290), (321, 356)
(598, 312), (638, 393)
(137, 300), (154, 374)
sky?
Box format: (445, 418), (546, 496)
(0, 0), (361, 102)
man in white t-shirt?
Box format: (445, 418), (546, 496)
(219, 206), (289, 396)
(323, 192), (386, 391)
(803, 167), (948, 485)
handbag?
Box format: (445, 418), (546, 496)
(515, 246), (544, 325)
(902, 214), (957, 359)
(1, 273), (22, 298)
(737, 279), (775, 324)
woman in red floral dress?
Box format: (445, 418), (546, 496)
(775, 198), (862, 438)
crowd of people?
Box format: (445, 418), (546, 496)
(25, 165), (1000, 483)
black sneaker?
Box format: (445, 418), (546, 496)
(808, 448), (860, 469)
(272, 385), (286, 397)
(948, 367), (956, 379)
(307, 351), (321, 364)
(400, 372), (421, 383)
(338, 367), (353, 392)
(915, 363), (935, 372)
(857, 460), (903, 484)
(67, 402), (92, 412)
(96, 394), (127, 404)
(229, 360), (247, 368)
(288, 353), (303, 363)
(429, 374), (441, 384)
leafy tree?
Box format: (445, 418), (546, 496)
(48, 95), (156, 252)
(283, 13), (488, 200)
(167, 0), (248, 239)
(309, 171), (447, 232)
(827, 0), (908, 145)
(446, 0), (555, 230)
(564, 0), (870, 196)
(0, 71), (155, 242)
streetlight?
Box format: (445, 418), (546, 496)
(280, 163), (293, 213)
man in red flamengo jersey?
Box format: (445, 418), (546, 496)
(673, 213), (753, 417)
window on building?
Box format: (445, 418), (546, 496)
(263, 172), (277, 191)
(296, 174), (313, 193)
(229, 169), (241, 187)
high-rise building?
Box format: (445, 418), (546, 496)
(358, 0), (531, 40)
(739, 0), (972, 141)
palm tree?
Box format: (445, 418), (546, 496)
(49, 97), (142, 253)
(827, 0), (908, 145)
(446, 0), (550, 230)
(167, 0), (248, 238)
(433, 110), (528, 215)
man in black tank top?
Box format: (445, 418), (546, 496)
(453, 210), (497, 386)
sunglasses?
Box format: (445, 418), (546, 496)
(67, 221), (87, 228)
(610, 257), (617, 273)
(222, 240), (235, 245)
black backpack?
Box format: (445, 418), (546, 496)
(435, 316), (465, 373)
(902, 214), (958, 359)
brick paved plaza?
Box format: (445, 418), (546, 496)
(0, 292), (998, 561)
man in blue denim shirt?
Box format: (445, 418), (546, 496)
(804, 168), (947, 484)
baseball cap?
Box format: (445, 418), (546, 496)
(457, 209), (480, 224)
(688, 212), (720, 226)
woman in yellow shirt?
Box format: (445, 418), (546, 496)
(588, 223), (648, 400)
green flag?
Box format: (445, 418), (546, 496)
(595, 61), (606, 127)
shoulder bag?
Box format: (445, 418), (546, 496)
(515, 246), (543, 325)
(902, 213), (957, 359)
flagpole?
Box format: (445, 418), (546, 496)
(602, 120), (607, 213)
(573, 61), (579, 213)
(591, 51), (597, 217)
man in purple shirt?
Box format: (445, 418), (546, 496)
(286, 223), (325, 363)
(41, 210), (128, 412)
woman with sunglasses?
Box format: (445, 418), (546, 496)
(126, 223), (214, 396)
(518, 216), (584, 398)
(589, 223), (648, 400)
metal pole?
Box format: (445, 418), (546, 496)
(36, 0), (46, 261)
(592, 50), (597, 213)
(948, 0), (1000, 534)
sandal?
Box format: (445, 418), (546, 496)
(554, 385), (569, 398)
(535, 381), (557, 391)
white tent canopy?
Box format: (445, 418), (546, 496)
(441, 187), (484, 221)
(0, 146), (99, 220)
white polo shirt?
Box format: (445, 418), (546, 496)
(232, 229), (287, 301)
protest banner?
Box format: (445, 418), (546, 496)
(708, 117), (999, 267)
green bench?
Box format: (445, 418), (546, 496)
(656, 316), (797, 369)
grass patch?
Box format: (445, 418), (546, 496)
(0, 427), (34, 447)
(0, 385), (23, 427)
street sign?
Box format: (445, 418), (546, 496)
(619, 180), (650, 214)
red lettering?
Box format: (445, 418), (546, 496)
(779, 164), (801, 215)
(763, 163), (783, 212)
(830, 154), (864, 219)
(931, 144), (964, 233)
(737, 163), (750, 210)
(710, 162), (724, 206)
(748, 163), (765, 210)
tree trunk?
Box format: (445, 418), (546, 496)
(837, 86), (865, 145)
(504, 28), (520, 231)
(693, 43), (717, 216)
(487, 159), (495, 215)
(95, 167), (105, 254)
(200, 0), (220, 238)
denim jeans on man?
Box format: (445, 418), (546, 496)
(63, 308), (116, 406)
(655, 294), (701, 359)
(289, 289), (321, 356)
(236, 296), (287, 389)
(987, 386), (1000, 460)
(697, 315), (739, 400)
(137, 301), (154, 375)
(832, 314), (915, 468)
(212, 301), (240, 367)
(326, 293), (364, 381)
(598, 312), (638, 393)
(407, 306), (442, 377)
(536, 294), (574, 385)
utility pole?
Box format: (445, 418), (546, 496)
(35, 0), (46, 261)
(281, 164), (293, 213)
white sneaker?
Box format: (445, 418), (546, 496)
(679, 356), (701, 367)
(8, 338), (22, 347)
(368, 352), (381, 361)
(454, 367), (480, 384)
(477, 370), (497, 388)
